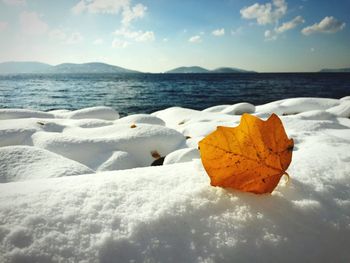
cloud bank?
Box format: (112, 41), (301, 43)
(276, 15), (304, 33)
(302, 16), (346, 35)
(240, 0), (287, 25)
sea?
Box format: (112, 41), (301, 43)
(0, 73), (349, 116)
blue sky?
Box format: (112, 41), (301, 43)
(0, 0), (349, 72)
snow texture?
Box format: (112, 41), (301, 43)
(0, 146), (93, 182)
(1, 99), (350, 262)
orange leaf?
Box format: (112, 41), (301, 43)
(198, 113), (294, 194)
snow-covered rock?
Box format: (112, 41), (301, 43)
(221, 102), (255, 115)
(1, 97), (350, 262)
(32, 123), (186, 169)
(202, 105), (231, 113)
(163, 148), (200, 165)
(0, 146), (93, 182)
(60, 106), (120, 120)
(256, 97), (340, 115)
(0, 109), (54, 120)
(326, 100), (350, 117)
(97, 151), (138, 171)
(116, 114), (165, 126)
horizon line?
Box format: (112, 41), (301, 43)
(1, 60), (349, 74)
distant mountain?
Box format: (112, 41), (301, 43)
(211, 67), (256, 73)
(166, 66), (210, 74)
(319, 68), (350, 73)
(0, 61), (52, 74)
(0, 61), (140, 74)
(165, 66), (255, 74)
(47, 62), (139, 74)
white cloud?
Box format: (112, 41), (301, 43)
(212, 28), (225, 36)
(240, 0), (287, 25)
(162, 38), (168, 42)
(72, 0), (147, 26)
(19, 11), (48, 35)
(2, 0), (26, 6)
(72, 0), (152, 42)
(114, 28), (154, 42)
(122, 3), (147, 26)
(0, 21), (8, 32)
(189, 35), (201, 43)
(93, 38), (104, 45)
(65, 32), (83, 44)
(276, 15), (304, 33)
(264, 15), (304, 40)
(76, 1), (154, 45)
(302, 16), (346, 36)
(112, 38), (129, 48)
(72, 0), (129, 14)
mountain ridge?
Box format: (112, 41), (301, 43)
(165, 66), (255, 74)
(319, 67), (350, 73)
(0, 61), (139, 74)
(2, 61), (348, 74)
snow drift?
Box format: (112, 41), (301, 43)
(0, 97), (350, 262)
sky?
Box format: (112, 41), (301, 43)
(0, 0), (349, 73)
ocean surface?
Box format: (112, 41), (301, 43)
(0, 73), (349, 116)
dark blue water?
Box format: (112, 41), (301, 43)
(0, 73), (349, 116)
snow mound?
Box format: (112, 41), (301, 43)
(256, 97), (340, 115)
(0, 128), (36, 147)
(0, 146), (93, 182)
(326, 100), (350, 118)
(117, 114), (165, 126)
(202, 105), (231, 113)
(97, 151), (138, 171)
(32, 124), (186, 169)
(152, 107), (201, 128)
(163, 148), (200, 165)
(0, 160), (349, 262)
(0, 109), (54, 120)
(221, 102), (255, 115)
(296, 110), (336, 120)
(1, 97), (350, 262)
(58, 106), (120, 120)
(340, 96), (350, 101)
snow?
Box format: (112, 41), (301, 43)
(0, 146), (93, 182)
(116, 114), (165, 126)
(255, 97), (340, 115)
(163, 148), (200, 165)
(1, 99), (350, 262)
(221, 102), (256, 115)
(0, 109), (54, 120)
(56, 106), (120, 120)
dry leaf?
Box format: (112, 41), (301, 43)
(151, 150), (161, 159)
(198, 113), (294, 194)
